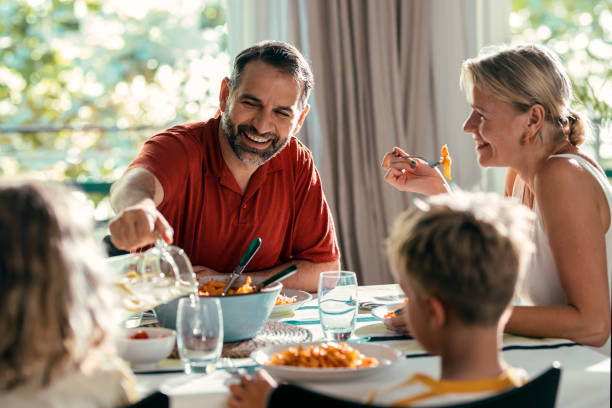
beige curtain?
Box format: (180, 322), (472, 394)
(226, 0), (324, 164)
(304, 0), (436, 284)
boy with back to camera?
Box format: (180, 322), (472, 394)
(228, 192), (535, 407)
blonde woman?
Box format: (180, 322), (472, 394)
(381, 44), (611, 355)
(0, 181), (138, 407)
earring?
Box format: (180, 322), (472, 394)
(521, 132), (531, 145)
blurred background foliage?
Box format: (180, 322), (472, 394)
(511, 0), (612, 170)
(1, 0), (609, 220)
(0, 0), (228, 214)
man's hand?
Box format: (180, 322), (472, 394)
(192, 260), (339, 293)
(109, 167), (169, 251)
(193, 265), (221, 275)
(193, 266), (223, 283)
(109, 199), (173, 251)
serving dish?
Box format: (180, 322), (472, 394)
(155, 275), (282, 342)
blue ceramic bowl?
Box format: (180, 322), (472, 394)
(155, 276), (282, 342)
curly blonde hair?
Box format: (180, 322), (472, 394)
(460, 43), (590, 147)
(387, 192), (535, 326)
(0, 181), (117, 390)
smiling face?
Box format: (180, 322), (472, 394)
(220, 60), (308, 167)
(462, 87), (528, 168)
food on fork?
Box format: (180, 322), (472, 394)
(381, 145), (452, 181)
(439, 144), (452, 180)
(266, 342), (379, 369)
(384, 309), (399, 318)
(383, 299), (408, 318)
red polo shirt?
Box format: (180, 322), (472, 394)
(128, 117), (340, 273)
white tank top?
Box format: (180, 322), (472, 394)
(517, 154), (612, 356)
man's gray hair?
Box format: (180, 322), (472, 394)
(228, 41), (314, 109)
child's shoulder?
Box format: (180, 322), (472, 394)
(368, 367), (529, 407)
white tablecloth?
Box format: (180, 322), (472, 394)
(135, 285), (611, 408)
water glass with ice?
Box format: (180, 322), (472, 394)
(176, 297), (223, 374)
(318, 271), (358, 341)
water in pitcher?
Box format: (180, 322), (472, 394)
(108, 242), (198, 318)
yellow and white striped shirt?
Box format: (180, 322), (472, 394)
(367, 367), (529, 406)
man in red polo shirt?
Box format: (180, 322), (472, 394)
(108, 41), (340, 291)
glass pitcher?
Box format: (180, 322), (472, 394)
(107, 239), (198, 319)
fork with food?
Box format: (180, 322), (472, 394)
(381, 145), (453, 195)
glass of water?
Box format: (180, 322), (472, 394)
(318, 271), (358, 341)
(176, 297), (223, 374)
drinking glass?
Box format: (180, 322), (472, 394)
(176, 297), (223, 374)
(318, 271), (358, 341)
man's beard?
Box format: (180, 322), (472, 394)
(221, 113), (289, 166)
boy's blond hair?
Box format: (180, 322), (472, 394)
(387, 192), (535, 326)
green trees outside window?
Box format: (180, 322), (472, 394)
(1, 0), (609, 219)
(0, 0), (228, 214)
(511, 0), (612, 176)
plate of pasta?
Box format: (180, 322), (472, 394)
(270, 289), (313, 317)
(251, 341), (402, 381)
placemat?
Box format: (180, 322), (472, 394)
(142, 319), (310, 359)
(222, 321), (312, 358)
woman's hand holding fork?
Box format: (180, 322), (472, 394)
(381, 147), (450, 196)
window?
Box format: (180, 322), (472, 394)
(0, 0), (228, 218)
(510, 0), (612, 178)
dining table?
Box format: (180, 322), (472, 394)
(133, 284), (611, 408)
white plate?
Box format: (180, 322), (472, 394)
(371, 303), (406, 320)
(251, 342), (402, 381)
(270, 289), (312, 316)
